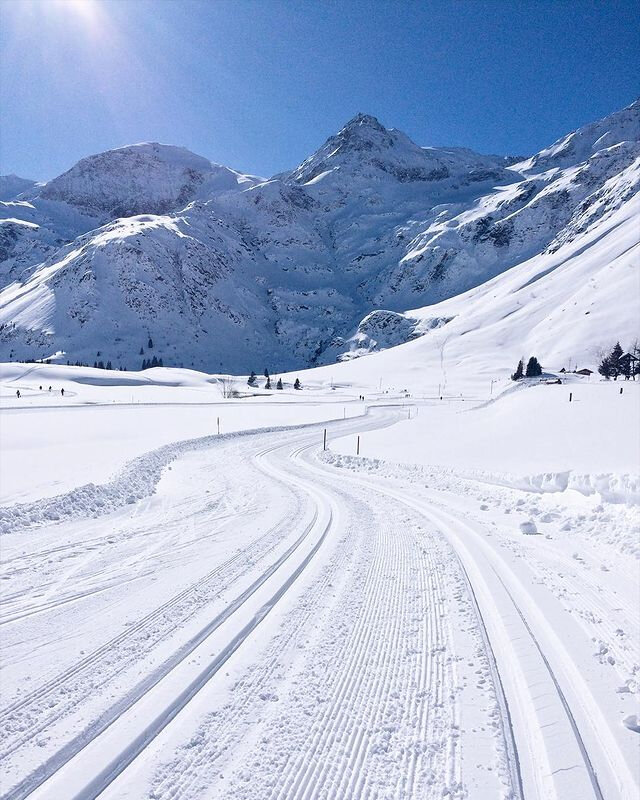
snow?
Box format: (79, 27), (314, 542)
(0, 363), (362, 505)
(0, 356), (638, 799)
(2, 100), (636, 371)
(0, 99), (639, 800)
(332, 381), (640, 475)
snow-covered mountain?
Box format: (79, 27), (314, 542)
(0, 100), (638, 372)
(0, 174), (37, 201)
(0, 144), (261, 288)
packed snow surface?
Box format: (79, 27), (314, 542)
(0, 356), (638, 800)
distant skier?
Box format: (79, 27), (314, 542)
(61, 388), (65, 397)
(16, 390), (20, 399)
(48, 386), (52, 392)
(39, 385), (42, 390)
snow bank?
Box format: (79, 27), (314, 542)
(475, 470), (640, 505)
(0, 417), (344, 534)
(319, 450), (640, 556)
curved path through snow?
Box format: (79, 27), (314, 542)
(0, 406), (636, 800)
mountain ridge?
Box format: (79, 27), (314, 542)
(0, 99), (638, 372)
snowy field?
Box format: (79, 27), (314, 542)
(0, 360), (638, 800)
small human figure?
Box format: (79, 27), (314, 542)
(61, 388), (65, 397)
(39, 385), (42, 390)
(48, 386), (52, 392)
(16, 389), (20, 399)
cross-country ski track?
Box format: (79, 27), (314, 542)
(0, 405), (637, 800)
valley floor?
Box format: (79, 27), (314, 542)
(0, 376), (638, 800)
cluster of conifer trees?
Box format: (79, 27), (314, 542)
(248, 369), (302, 390)
(511, 356), (542, 380)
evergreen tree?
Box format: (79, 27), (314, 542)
(620, 353), (632, 380)
(276, 378), (283, 390)
(158, 358), (163, 367)
(139, 347), (144, 355)
(98, 360), (105, 370)
(599, 342), (623, 379)
(265, 376), (272, 389)
(511, 359), (524, 381)
(151, 355), (158, 367)
(142, 359), (148, 370)
(148, 338), (153, 349)
(610, 342), (623, 379)
(106, 361), (112, 370)
(264, 368), (269, 378)
(93, 361), (98, 369)
(248, 370), (258, 387)
(525, 356), (542, 377)
(294, 378), (302, 390)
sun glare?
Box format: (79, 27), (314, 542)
(50, 0), (101, 27)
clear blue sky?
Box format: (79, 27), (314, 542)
(1, 0), (638, 181)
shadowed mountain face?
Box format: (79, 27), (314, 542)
(0, 100), (638, 372)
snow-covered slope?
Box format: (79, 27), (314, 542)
(40, 142), (260, 219)
(0, 144), (261, 288)
(0, 101), (638, 371)
(0, 174), (37, 201)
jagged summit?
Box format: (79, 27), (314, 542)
(285, 113), (512, 187)
(340, 112), (387, 132)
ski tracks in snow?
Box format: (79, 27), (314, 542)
(1, 407), (635, 799)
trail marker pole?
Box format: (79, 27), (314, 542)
(217, 416), (220, 434)
(323, 429), (327, 450)
(569, 393), (572, 402)
(357, 435), (360, 456)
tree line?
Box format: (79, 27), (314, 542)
(248, 369), (302, 390)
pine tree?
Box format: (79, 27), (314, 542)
(139, 347), (144, 355)
(98, 360), (105, 370)
(525, 356), (542, 377)
(598, 354), (611, 378)
(620, 352), (632, 380)
(294, 378), (302, 390)
(148, 338), (153, 349)
(151, 355), (158, 367)
(93, 361), (98, 369)
(142, 359), (148, 370)
(248, 370), (258, 387)
(276, 378), (283, 390)
(158, 358), (163, 367)
(610, 342), (623, 379)
(265, 376), (272, 389)
(511, 359), (524, 381)
(599, 342), (623, 379)
(264, 368), (269, 378)
(106, 361), (112, 370)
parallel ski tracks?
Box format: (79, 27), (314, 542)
(2, 432), (338, 800)
(332, 467), (622, 800)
